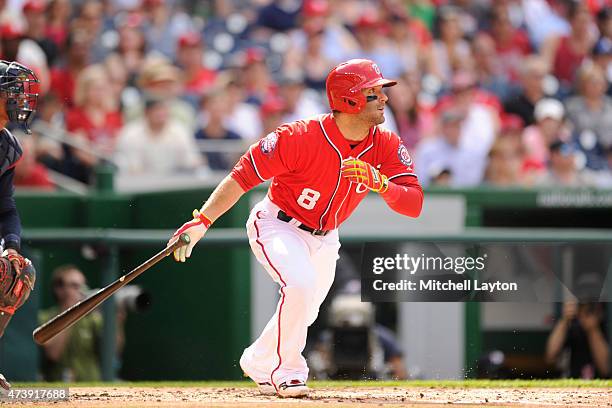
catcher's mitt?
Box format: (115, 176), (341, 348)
(0, 254), (35, 337)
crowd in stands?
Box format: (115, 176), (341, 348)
(2, 0), (612, 190)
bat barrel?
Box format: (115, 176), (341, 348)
(33, 233), (190, 345)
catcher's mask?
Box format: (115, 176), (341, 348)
(0, 256), (36, 337)
(0, 60), (39, 134)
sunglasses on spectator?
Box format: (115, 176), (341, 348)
(54, 280), (83, 290)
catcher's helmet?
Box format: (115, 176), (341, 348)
(326, 59), (397, 114)
(0, 60), (39, 134)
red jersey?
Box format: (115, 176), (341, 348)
(231, 113), (422, 231)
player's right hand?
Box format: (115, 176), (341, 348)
(168, 210), (213, 262)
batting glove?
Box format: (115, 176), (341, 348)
(169, 209), (213, 262)
(341, 158), (389, 193)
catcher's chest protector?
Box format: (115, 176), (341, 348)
(0, 257), (35, 337)
(0, 128), (23, 176)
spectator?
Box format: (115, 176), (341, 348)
(50, 30), (92, 108)
(523, 98), (569, 168)
(45, 0), (72, 51)
(115, 96), (202, 175)
(71, 0), (111, 63)
(290, 0), (359, 65)
(259, 95), (286, 136)
(348, 13), (405, 79)
(542, 1), (597, 91)
(596, 7), (612, 42)
(67, 64), (123, 153)
(125, 58), (196, 132)
(39, 265), (125, 382)
(503, 55), (550, 126)
(565, 63), (612, 153)
(1, 22), (50, 96)
(590, 37), (612, 95)
(386, 9), (434, 77)
(225, 78), (263, 141)
(545, 301), (609, 379)
(441, 70), (500, 156)
(415, 108), (485, 187)
(535, 140), (598, 187)
(105, 16), (147, 89)
(489, 3), (532, 84)
(484, 133), (526, 187)
(195, 91), (241, 171)
(522, 0), (571, 49)
(386, 77), (435, 149)
(175, 32), (217, 107)
(278, 72), (325, 124)
(471, 32), (512, 100)
(241, 48), (278, 107)
(284, 21), (336, 91)
(430, 6), (472, 83)
(141, 0), (194, 60)
(22, 0), (60, 67)
(62, 64), (122, 183)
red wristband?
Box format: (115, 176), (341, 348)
(193, 210), (212, 229)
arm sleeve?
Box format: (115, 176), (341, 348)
(0, 169), (22, 250)
(378, 134), (423, 218)
(230, 123), (300, 192)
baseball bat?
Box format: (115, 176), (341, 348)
(33, 233), (190, 345)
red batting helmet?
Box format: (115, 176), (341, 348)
(326, 59), (397, 114)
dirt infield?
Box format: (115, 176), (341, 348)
(4, 385), (611, 408)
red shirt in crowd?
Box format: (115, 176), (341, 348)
(184, 68), (217, 95)
(231, 113), (423, 231)
(553, 36), (588, 86)
(493, 29), (532, 83)
(14, 163), (54, 190)
(50, 67), (77, 107)
(65, 107), (123, 145)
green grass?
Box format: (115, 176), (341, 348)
(12, 379), (612, 388)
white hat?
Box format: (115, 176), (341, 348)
(534, 98), (564, 121)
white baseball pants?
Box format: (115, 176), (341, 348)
(241, 197), (340, 388)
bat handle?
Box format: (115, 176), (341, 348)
(167, 233), (190, 253)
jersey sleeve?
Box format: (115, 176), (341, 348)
(378, 131), (423, 218)
(379, 132), (418, 183)
(230, 123), (301, 192)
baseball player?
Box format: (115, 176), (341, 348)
(0, 60), (40, 390)
(169, 59), (423, 397)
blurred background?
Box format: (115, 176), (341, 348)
(0, 0), (610, 382)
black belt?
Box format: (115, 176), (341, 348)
(277, 210), (329, 236)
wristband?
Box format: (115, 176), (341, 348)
(193, 209), (213, 229)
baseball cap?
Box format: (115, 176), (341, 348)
(260, 96), (285, 118)
(178, 32), (202, 48)
(355, 14), (380, 30)
(302, 0), (329, 17)
(0, 23), (24, 39)
(534, 98), (564, 121)
(22, 0), (46, 13)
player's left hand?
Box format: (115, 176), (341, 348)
(168, 209), (212, 263)
(341, 158), (389, 193)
